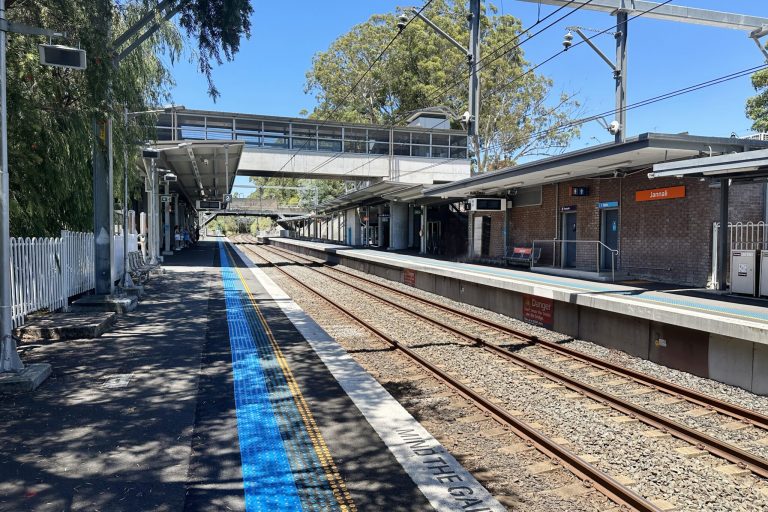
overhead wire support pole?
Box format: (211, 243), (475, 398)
(468, 0), (481, 143)
(615, 11), (628, 143)
(92, 0), (185, 298)
(0, 0), (21, 372)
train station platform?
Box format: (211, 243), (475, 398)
(267, 237), (768, 396)
(0, 239), (503, 512)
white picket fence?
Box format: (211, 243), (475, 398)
(9, 230), (138, 328)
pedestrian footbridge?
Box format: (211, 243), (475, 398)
(147, 109), (471, 211)
(199, 198), (311, 227)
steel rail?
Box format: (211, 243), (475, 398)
(261, 241), (768, 430)
(255, 242), (768, 478)
(236, 241), (660, 512)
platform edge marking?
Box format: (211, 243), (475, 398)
(225, 243), (356, 512)
(231, 243), (506, 512)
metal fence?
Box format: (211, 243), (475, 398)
(710, 221), (768, 288)
(9, 231), (138, 328)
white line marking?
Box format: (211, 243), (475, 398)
(231, 243), (505, 512)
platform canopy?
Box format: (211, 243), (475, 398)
(151, 141), (244, 206)
(424, 133), (768, 199)
(650, 147), (768, 182)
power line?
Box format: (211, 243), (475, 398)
(303, 1), (590, 183)
(388, 62), (768, 183)
(272, 0), (434, 179)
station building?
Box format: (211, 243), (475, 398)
(290, 132), (768, 290)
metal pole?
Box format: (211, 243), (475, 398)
(121, 108), (129, 289)
(149, 159), (159, 264)
(468, 0), (481, 143)
(173, 194), (178, 249)
(0, 0), (23, 372)
(163, 181), (171, 254)
(718, 179), (729, 291)
(615, 11), (628, 143)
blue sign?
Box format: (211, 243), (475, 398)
(598, 201), (619, 209)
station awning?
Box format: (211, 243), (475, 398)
(150, 141), (244, 208)
(424, 133), (768, 198)
(650, 148), (768, 181)
(317, 181), (425, 213)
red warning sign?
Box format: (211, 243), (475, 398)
(523, 294), (554, 329)
(403, 268), (416, 287)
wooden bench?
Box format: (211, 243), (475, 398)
(506, 247), (541, 267)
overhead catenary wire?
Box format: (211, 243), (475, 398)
(325, 62), (768, 193)
(298, 0), (592, 183)
(276, 0), (588, 183)
(271, 0), (435, 180)
(307, 0), (682, 182)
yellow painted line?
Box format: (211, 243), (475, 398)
(225, 243), (357, 512)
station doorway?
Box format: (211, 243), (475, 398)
(600, 208), (619, 270)
(561, 211), (577, 268)
(472, 215), (492, 257)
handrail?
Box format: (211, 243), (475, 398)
(531, 239), (619, 282)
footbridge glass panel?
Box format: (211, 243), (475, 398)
(153, 111), (467, 159)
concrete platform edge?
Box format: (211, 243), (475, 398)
(271, 238), (768, 345)
(229, 242), (505, 512)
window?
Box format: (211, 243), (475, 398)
(512, 186), (542, 207)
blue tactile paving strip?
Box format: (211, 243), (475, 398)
(219, 243), (343, 511)
(330, 247), (768, 324)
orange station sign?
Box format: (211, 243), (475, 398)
(635, 185), (685, 202)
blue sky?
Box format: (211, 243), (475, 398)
(166, 1), (767, 155)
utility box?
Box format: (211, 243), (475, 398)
(760, 251), (768, 297)
(731, 250), (758, 296)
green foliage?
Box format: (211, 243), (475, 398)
(5, 0), (252, 236)
(747, 68), (768, 133)
(177, 0), (253, 100)
(249, 216), (275, 234)
(208, 215), (252, 235)
(6, 1), (178, 235)
(305, 0), (581, 172)
(248, 176), (345, 210)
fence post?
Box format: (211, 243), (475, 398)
(61, 230), (70, 312)
(710, 222), (718, 289)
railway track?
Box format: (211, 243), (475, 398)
(250, 241), (768, 481)
(234, 240), (661, 512)
(259, 240), (768, 432)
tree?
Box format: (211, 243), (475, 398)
(5, 0), (253, 236)
(305, 0), (581, 173)
(746, 68), (768, 133)
(249, 216), (276, 234)
(247, 176), (345, 210)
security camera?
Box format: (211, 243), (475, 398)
(459, 110), (472, 130)
(607, 120), (621, 135)
(163, 172), (178, 182)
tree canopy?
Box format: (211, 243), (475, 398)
(746, 68), (768, 133)
(6, 0), (252, 236)
(305, 0), (581, 173)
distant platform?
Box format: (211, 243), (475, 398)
(268, 237), (768, 395)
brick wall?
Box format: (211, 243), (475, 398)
(468, 210), (506, 258)
(505, 174), (767, 286)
